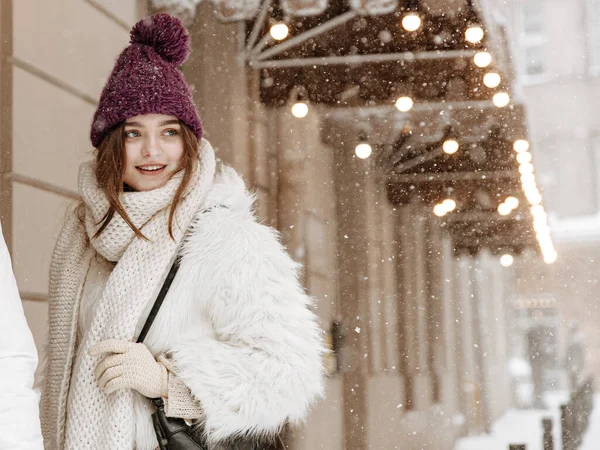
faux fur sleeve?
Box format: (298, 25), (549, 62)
(170, 208), (327, 444)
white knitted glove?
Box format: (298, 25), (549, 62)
(89, 339), (169, 398)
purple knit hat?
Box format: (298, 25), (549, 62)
(90, 13), (202, 148)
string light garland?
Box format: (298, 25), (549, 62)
(511, 140), (557, 263)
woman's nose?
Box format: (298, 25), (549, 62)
(142, 135), (161, 157)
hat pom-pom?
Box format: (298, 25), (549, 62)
(130, 13), (190, 66)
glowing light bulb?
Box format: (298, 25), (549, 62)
(493, 92), (510, 107)
(395, 96), (414, 112)
(443, 139), (459, 155)
(355, 143), (372, 159)
(498, 203), (512, 216)
(505, 196), (519, 209)
(270, 23), (289, 41)
(465, 26), (484, 44)
(513, 139), (530, 153)
(474, 51), (492, 68)
(433, 204), (447, 217)
(483, 72), (501, 88)
(500, 254), (514, 267)
(517, 151), (532, 164)
(442, 199), (457, 212)
(291, 102), (309, 118)
(402, 13), (422, 32)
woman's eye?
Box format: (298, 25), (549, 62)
(124, 130), (140, 138)
(163, 128), (179, 137)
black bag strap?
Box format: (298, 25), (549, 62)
(136, 205), (227, 344)
(137, 259), (181, 344)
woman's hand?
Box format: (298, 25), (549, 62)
(89, 339), (168, 398)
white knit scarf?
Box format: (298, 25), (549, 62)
(41, 140), (216, 450)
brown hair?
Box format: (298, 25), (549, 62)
(93, 121), (199, 241)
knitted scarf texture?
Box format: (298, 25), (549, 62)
(41, 140), (216, 449)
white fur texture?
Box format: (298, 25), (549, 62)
(138, 166), (327, 445)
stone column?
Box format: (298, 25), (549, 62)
(425, 215), (443, 404)
(332, 138), (372, 450)
(363, 171), (386, 373)
(270, 108), (344, 450)
(473, 253), (493, 432)
(454, 255), (482, 434)
(489, 255), (512, 415)
(439, 236), (459, 411)
(379, 189), (401, 373)
(397, 205), (433, 410)
(478, 250), (512, 423)
(426, 220), (460, 411)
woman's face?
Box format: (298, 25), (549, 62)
(122, 114), (185, 192)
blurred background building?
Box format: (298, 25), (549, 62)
(0, 0), (590, 449)
(505, 0), (600, 399)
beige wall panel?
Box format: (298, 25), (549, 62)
(13, 67), (94, 191)
(89, 0), (139, 27)
(288, 378), (344, 450)
(12, 184), (72, 294)
(14, 0), (129, 99)
(22, 299), (49, 385)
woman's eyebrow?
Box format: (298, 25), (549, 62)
(124, 119), (179, 127)
(159, 119), (180, 126)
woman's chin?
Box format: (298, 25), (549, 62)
(127, 178), (169, 192)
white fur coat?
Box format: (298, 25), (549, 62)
(46, 164), (326, 448)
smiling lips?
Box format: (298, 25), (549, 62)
(136, 164), (167, 174)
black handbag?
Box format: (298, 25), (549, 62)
(137, 259), (209, 450)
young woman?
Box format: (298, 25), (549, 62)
(40, 13), (325, 450)
(0, 223), (43, 450)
